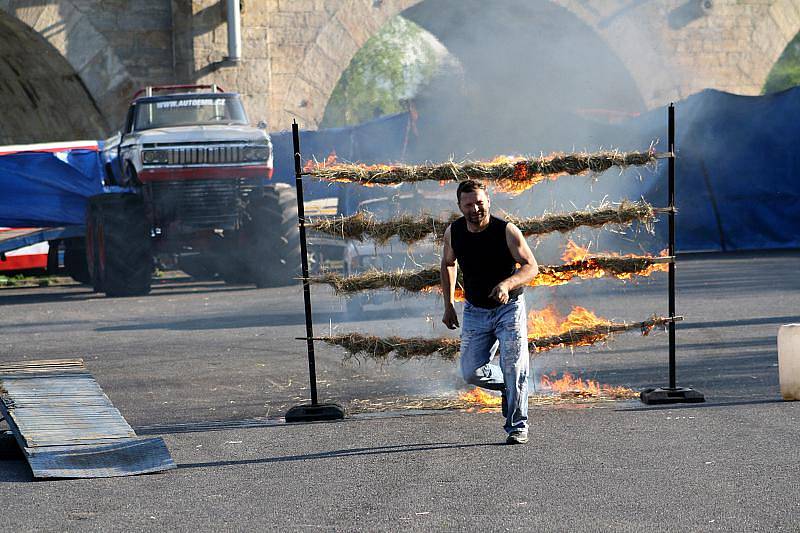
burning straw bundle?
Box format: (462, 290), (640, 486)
(305, 150), (667, 191)
(534, 255), (672, 286)
(308, 200), (663, 245)
(528, 315), (673, 352)
(309, 255), (673, 295)
(314, 315), (676, 361)
(347, 387), (639, 413)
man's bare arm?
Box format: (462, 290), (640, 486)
(503, 222), (539, 288)
(489, 223), (538, 303)
(440, 226), (460, 329)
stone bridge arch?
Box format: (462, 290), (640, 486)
(0, 0), (137, 143)
(1, 1), (800, 142)
(277, 0), (800, 129)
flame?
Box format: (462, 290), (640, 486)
(561, 240), (592, 262)
(527, 305), (610, 338)
(539, 372), (637, 399)
(459, 387), (502, 407)
(457, 372), (638, 407)
(526, 305), (612, 352)
(303, 150), (338, 173)
(529, 240), (669, 287)
(526, 304), (563, 338)
(459, 305), (638, 408)
(424, 285), (465, 302)
(488, 155), (561, 194)
(561, 239), (669, 264)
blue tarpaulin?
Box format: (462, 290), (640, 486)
(677, 89), (800, 251)
(270, 89), (800, 253)
(2, 89), (799, 252)
(606, 88), (800, 252)
(0, 147), (104, 227)
(270, 112), (412, 215)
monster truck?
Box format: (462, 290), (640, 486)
(88, 84), (299, 296)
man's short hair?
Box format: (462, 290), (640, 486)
(456, 180), (487, 202)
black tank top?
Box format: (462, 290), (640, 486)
(450, 215), (523, 309)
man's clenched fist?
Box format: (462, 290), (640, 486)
(442, 304), (460, 330)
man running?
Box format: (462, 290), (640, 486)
(441, 180), (538, 444)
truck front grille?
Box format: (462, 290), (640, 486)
(167, 145), (245, 165)
(147, 178), (260, 230)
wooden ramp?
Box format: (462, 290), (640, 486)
(0, 359), (175, 479)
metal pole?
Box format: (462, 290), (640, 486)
(640, 103), (702, 404)
(668, 103), (676, 390)
(226, 0), (242, 63)
(292, 121), (319, 405)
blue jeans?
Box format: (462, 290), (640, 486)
(459, 297), (529, 434)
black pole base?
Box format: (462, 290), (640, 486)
(640, 387), (705, 405)
(285, 403), (346, 423)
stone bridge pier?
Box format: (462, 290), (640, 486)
(1, 0), (798, 144)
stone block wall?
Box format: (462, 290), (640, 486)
(1, 0), (800, 141)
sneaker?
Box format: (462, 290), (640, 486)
(505, 431), (528, 445)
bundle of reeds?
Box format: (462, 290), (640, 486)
(308, 211), (459, 245)
(309, 255), (672, 295)
(314, 316), (675, 361)
(305, 150), (667, 192)
(528, 315), (672, 352)
(307, 200), (663, 244)
(533, 255), (673, 286)
(315, 333), (461, 362)
(311, 268), (442, 294)
(507, 201), (664, 237)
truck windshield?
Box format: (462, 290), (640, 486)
(133, 96), (248, 130)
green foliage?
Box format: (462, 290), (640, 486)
(0, 274), (59, 287)
(321, 16), (438, 127)
(763, 32), (800, 94)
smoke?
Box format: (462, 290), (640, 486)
(315, 2), (680, 403)
(395, 0), (668, 257)
(404, 0), (646, 157)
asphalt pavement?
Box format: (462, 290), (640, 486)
(0, 250), (798, 531)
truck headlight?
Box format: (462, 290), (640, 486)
(142, 149), (169, 165)
(243, 146), (269, 162)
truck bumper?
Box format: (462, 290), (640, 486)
(139, 165), (272, 182)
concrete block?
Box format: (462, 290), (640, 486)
(778, 324), (800, 401)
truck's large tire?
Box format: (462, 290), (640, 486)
(240, 184), (301, 288)
(177, 253), (220, 281)
(86, 194), (152, 296)
(63, 237), (90, 284)
(85, 201), (103, 292)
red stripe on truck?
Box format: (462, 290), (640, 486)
(0, 141), (99, 156)
(0, 253), (48, 272)
(139, 165), (272, 182)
